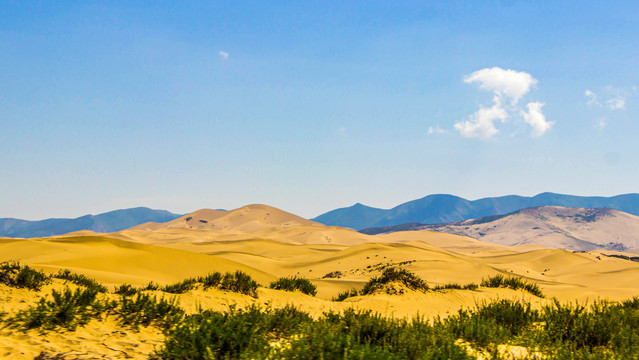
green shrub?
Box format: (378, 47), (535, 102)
(197, 272), (223, 289)
(157, 271), (259, 297)
(0, 262), (51, 290)
(12, 287), (109, 330)
(143, 282), (160, 291)
(432, 283), (479, 291)
(332, 288), (359, 302)
(480, 274), (545, 298)
(155, 305), (311, 359)
(219, 271), (259, 298)
(53, 269), (108, 293)
(113, 284), (138, 296)
(360, 267), (429, 295)
(116, 293), (184, 330)
(269, 276), (317, 296)
(160, 278), (197, 294)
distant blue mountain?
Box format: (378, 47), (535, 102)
(0, 207), (182, 238)
(312, 193), (639, 230)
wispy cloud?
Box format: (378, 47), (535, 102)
(586, 87), (627, 110)
(455, 67), (549, 140)
(219, 51), (229, 59)
(428, 125), (449, 135)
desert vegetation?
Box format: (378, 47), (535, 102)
(3, 262), (639, 358)
(333, 268), (543, 301)
(269, 276), (317, 296)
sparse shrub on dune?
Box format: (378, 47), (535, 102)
(158, 271), (259, 297)
(432, 283), (479, 291)
(114, 283), (138, 296)
(116, 293), (184, 330)
(220, 271), (259, 298)
(160, 278), (198, 294)
(360, 267), (429, 295)
(0, 261), (51, 291)
(53, 269), (108, 293)
(332, 288), (359, 302)
(197, 272), (222, 288)
(480, 274), (545, 298)
(269, 276), (317, 296)
(12, 287), (110, 330)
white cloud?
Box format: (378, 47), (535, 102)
(521, 102), (553, 137)
(219, 51), (229, 59)
(596, 117), (608, 131)
(455, 67), (549, 140)
(464, 67), (537, 105)
(586, 87), (626, 110)
(585, 90), (600, 106)
(606, 98), (625, 110)
(428, 125), (449, 135)
(454, 96), (508, 139)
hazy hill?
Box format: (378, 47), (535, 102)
(362, 206), (639, 251)
(313, 193), (639, 230)
(0, 207), (181, 238)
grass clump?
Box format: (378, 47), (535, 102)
(160, 278), (197, 294)
(0, 262), (51, 291)
(480, 274), (545, 298)
(12, 287), (110, 330)
(432, 283), (479, 291)
(159, 271), (259, 298)
(115, 293), (184, 330)
(360, 267), (429, 295)
(114, 284), (138, 296)
(332, 288), (359, 302)
(53, 269), (108, 293)
(220, 271), (259, 298)
(269, 276), (317, 296)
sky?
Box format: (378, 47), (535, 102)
(1, 1), (639, 220)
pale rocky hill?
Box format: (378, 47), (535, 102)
(365, 206), (639, 251)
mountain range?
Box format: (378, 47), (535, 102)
(312, 192), (639, 230)
(361, 206), (639, 251)
(0, 207), (181, 238)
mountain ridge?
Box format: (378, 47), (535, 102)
(361, 205), (639, 251)
(0, 207), (182, 238)
(312, 192), (639, 230)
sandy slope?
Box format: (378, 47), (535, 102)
(3, 204), (639, 358)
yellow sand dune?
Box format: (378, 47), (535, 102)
(0, 235), (275, 287)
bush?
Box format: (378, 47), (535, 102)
(360, 267), (429, 295)
(12, 287), (109, 330)
(114, 284), (138, 296)
(160, 278), (197, 294)
(116, 293), (184, 330)
(53, 269), (108, 293)
(158, 271), (259, 297)
(269, 276), (317, 296)
(480, 274), (545, 298)
(198, 272), (222, 289)
(332, 288), (359, 302)
(220, 271), (259, 298)
(155, 305), (312, 359)
(0, 262), (51, 290)
(432, 283), (479, 291)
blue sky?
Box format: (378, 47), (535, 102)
(1, 1), (638, 220)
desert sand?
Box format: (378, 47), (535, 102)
(2, 204), (639, 359)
